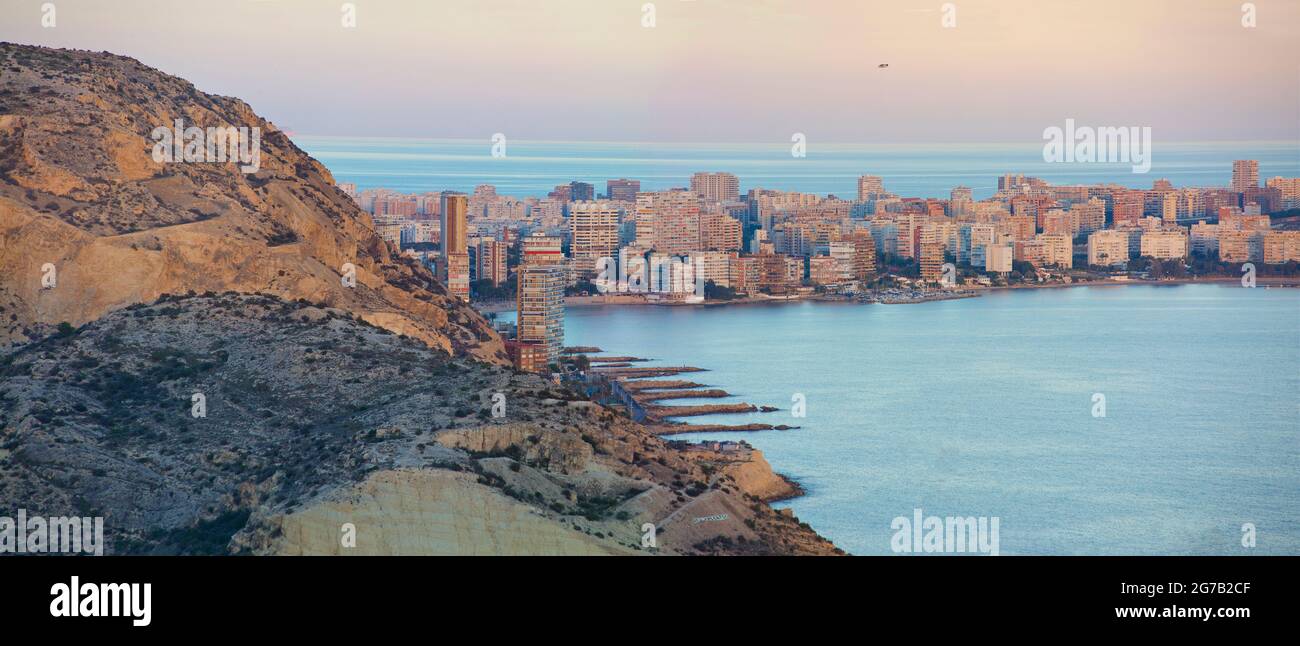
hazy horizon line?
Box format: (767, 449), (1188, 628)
(290, 134), (1300, 149)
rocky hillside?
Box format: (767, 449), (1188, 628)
(0, 293), (840, 555)
(0, 43), (503, 363)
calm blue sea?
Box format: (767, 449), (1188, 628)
(293, 137), (1300, 201)
(554, 285), (1299, 555)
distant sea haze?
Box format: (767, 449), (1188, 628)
(293, 137), (1300, 200)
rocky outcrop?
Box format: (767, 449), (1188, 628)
(257, 470), (633, 556)
(0, 43), (503, 363)
(721, 449), (803, 502)
(0, 293), (839, 555)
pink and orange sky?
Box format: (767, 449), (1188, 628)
(3, 0), (1298, 143)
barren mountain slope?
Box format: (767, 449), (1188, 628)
(0, 43), (502, 363)
(0, 293), (839, 555)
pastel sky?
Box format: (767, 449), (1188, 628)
(3, 0), (1298, 143)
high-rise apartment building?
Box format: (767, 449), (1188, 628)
(477, 239), (507, 286)
(1008, 214), (1036, 240)
(949, 186), (974, 217)
(1231, 160), (1260, 193)
(516, 265), (566, 369)
(569, 201), (621, 278)
(919, 242), (944, 284)
(1262, 231), (1300, 264)
(689, 172), (740, 203)
(1036, 233), (1074, 268)
(1189, 221), (1221, 256)
(986, 244), (1013, 273)
(1111, 190), (1144, 228)
(857, 175), (885, 202)
(1217, 230), (1250, 262)
(606, 178), (641, 202)
(852, 229), (877, 282)
(635, 191), (701, 255)
(443, 253), (470, 300)
(439, 193), (469, 300)
(1088, 230), (1130, 267)
(521, 232), (565, 267)
(1140, 229), (1189, 260)
(826, 241), (856, 282)
(701, 213), (743, 252)
(569, 181), (595, 202)
(958, 224), (995, 265)
(686, 251), (732, 287)
(1041, 209), (1074, 237)
(440, 193), (468, 256)
(1266, 177), (1300, 210)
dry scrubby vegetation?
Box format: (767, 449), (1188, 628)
(1, 293), (838, 554)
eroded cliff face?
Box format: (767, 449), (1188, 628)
(0, 43), (504, 363)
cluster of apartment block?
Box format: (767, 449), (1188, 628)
(346, 161), (1299, 371)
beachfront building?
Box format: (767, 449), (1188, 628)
(1262, 231), (1300, 264)
(1088, 230), (1130, 267)
(919, 241), (944, 284)
(809, 256), (841, 286)
(957, 224), (995, 265)
(985, 244), (1013, 273)
(827, 241), (856, 281)
(516, 265), (566, 370)
(688, 251), (733, 287)
(1007, 214), (1036, 241)
(1139, 229), (1189, 260)
(728, 255), (760, 294)
(1189, 222), (1221, 256)
(1014, 239), (1049, 267)
(635, 190), (702, 255)
(569, 201), (621, 279)
(1217, 230), (1263, 263)
(1217, 231), (1251, 263)
(1037, 233), (1074, 268)
(853, 229), (877, 282)
(949, 186), (974, 217)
